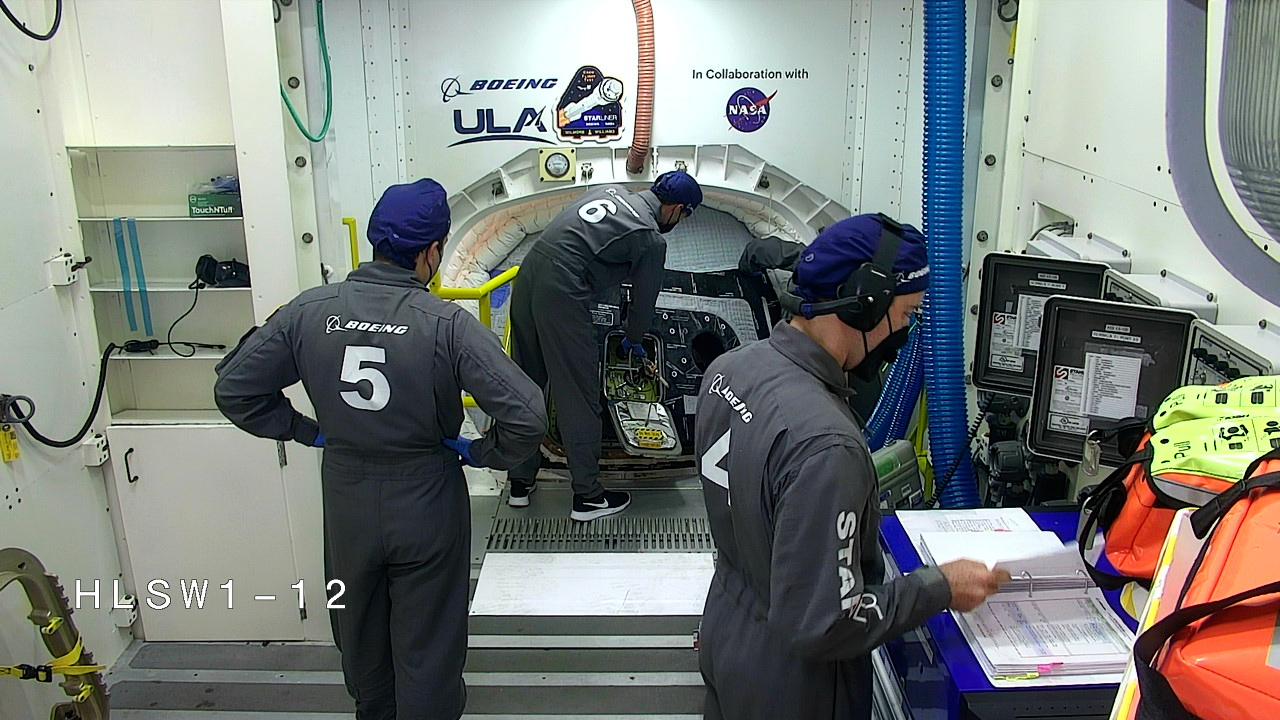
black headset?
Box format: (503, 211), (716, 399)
(778, 213), (906, 332)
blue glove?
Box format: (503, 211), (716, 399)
(311, 431), (326, 448)
(619, 337), (647, 361)
(443, 436), (478, 467)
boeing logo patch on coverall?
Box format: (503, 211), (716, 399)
(326, 315), (409, 335)
(707, 374), (753, 423)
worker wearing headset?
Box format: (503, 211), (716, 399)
(695, 214), (1011, 720)
(213, 179), (546, 720)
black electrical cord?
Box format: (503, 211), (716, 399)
(0, 0), (60, 41)
(1, 344), (118, 448)
(927, 393), (997, 508)
(164, 280), (225, 357)
(997, 0), (1018, 23)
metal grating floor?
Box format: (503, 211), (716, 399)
(487, 515), (716, 552)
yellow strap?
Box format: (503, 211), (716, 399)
(1, 637), (105, 682)
(49, 637), (105, 675)
(42, 617), (64, 635)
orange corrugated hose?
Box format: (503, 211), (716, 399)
(626, 0), (655, 174)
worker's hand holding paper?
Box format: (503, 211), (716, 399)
(918, 530), (1085, 579)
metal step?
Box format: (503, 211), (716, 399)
(487, 515), (715, 552)
(106, 638), (704, 717)
(104, 488), (711, 717)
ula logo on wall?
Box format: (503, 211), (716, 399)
(443, 75), (561, 147)
(556, 66), (625, 143)
(726, 87), (777, 133)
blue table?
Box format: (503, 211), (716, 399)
(879, 508), (1138, 720)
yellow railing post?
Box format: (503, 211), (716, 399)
(432, 266), (520, 408)
(342, 218), (359, 270)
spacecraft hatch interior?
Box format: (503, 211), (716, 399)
(543, 266), (768, 464)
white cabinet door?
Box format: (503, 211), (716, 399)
(107, 425), (304, 640)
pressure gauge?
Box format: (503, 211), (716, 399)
(544, 152), (571, 179)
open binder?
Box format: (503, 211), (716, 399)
(911, 526), (1134, 687)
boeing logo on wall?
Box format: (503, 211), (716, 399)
(441, 76), (559, 101)
(443, 75), (560, 147)
(726, 87), (777, 133)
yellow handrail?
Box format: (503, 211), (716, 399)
(433, 266), (520, 407)
(433, 265), (520, 329)
(342, 217), (359, 270)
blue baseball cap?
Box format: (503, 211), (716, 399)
(651, 170), (703, 213)
(368, 178), (450, 269)
(792, 214), (930, 302)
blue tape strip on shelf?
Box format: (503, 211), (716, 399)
(126, 217), (153, 335)
(112, 217), (138, 332)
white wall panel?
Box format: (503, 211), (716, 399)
(857, 0), (914, 220)
(397, 0), (859, 202)
(316, 0), (958, 278)
(0, 2), (129, 714)
(995, 0), (1280, 326)
(1023, 0), (1179, 206)
(65, 0), (234, 146)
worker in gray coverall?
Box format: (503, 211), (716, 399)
(213, 179), (547, 720)
(506, 171), (703, 521)
(695, 214), (1011, 719)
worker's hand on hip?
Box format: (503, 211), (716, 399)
(938, 560), (1011, 612)
(619, 337), (647, 360)
(443, 436), (479, 467)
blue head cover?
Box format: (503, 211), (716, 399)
(792, 214), (930, 302)
(367, 178), (450, 269)
(651, 170), (703, 213)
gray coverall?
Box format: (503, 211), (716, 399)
(213, 262), (546, 720)
(695, 321), (951, 720)
(507, 184), (667, 496)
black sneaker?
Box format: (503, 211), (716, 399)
(570, 489), (631, 522)
(508, 481), (536, 508)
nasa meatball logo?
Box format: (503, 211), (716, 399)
(726, 87), (776, 133)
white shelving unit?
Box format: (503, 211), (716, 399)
(69, 144), (252, 420)
(52, 0), (320, 643)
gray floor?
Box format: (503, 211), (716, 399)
(106, 480), (711, 718)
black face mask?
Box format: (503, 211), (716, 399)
(850, 319), (912, 382)
(657, 206), (680, 234)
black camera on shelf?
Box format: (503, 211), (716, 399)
(195, 254), (250, 288)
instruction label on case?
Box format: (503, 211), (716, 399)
(988, 312), (1024, 371)
(0, 424), (19, 462)
(1083, 352), (1143, 420)
(1015, 295), (1048, 351)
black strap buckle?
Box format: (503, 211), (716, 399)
(17, 664), (54, 682)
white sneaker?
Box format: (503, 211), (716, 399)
(508, 481), (536, 508)
(570, 489), (631, 522)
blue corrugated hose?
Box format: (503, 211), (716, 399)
(866, 327), (924, 451)
(922, 0), (979, 507)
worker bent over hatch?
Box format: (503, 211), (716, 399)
(506, 170), (703, 521)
